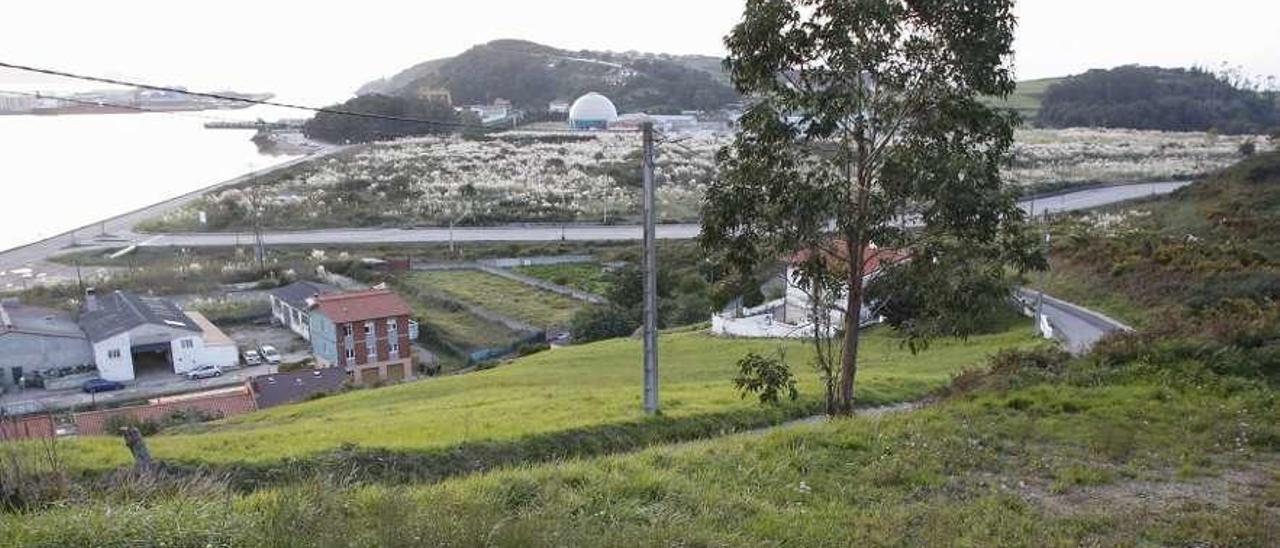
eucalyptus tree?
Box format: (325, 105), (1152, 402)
(701, 0), (1044, 415)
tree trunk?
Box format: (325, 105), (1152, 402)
(121, 426), (153, 471)
(837, 238), (868, 415)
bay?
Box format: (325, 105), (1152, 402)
(0, 105), (300, 252)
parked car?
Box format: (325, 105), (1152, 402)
(186, 365), (223, 380)
(82, 378), (125, 394)
(242, 350), (263, 366)
(258, 345), (282, 365)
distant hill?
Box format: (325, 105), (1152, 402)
(983, 77), (1064, 121)
(1036, 65), (1280, 134)
(356, 39), (739, 114)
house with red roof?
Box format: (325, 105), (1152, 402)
(307, 289), (418, 385)
(712, 243), (907, 338)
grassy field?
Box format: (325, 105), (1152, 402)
(8, 344), (1278, 546)
(56, 323), (1036, 473)
(404, 270), (587, 328)
(515, 262), (611, 296)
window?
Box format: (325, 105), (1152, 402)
(389, 342), (400, 356)
(364, 321), (374, 336)
(107, 349), (122, 359)
(387, 318), (398, 332)
(180, 340), (194, 349)
(343, 324), (353, 337)
(345, 347), (355, 360)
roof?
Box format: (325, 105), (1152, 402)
(0, 301), (87, 340)
(789, 243), (909, 278)
(268, 280), (340, 310)
(78, 291), (200, 343)
(251, 368), (348, 408)
(312, 289), (413, 324)
(184, 311), (235, 347)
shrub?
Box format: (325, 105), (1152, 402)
(104, 415), (160, 437)
(733, 351), (798, 405)
(570, 305), (637, 343)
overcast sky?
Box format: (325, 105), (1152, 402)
(2, 0), (1277, 105)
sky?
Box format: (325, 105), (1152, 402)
(1, 0), (1277, 105)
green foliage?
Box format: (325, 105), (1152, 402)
(705, 0), (1038, 414)
(1037, 65), (1280, 134)
(376, 39), (739, 113)
(733, 351), (798, 405)
(303, 93), (463, 144)
(569, 305), (635, 343)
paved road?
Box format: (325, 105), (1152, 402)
(126, 181), (1193, 249)
(0, 178), (1190, 287)
(1017, 288), (1133, 355)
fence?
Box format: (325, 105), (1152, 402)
(468, 331), (548, 365)
(72, 390), (258, 436)
(0, 414), (56, 440)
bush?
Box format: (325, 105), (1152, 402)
(570, 305), (637, 344)
(104, 415), (160, 437)
(733, 351), (798, 405)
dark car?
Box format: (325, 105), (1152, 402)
(82, 378), (125, 394)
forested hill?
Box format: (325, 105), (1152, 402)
(356, 39), (739, 113)
(1036, 65), (1280, 134)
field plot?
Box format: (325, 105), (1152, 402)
(514, 262), (611, 296)
(404, 270), (586, 329)
(56, 322), (1035, 471)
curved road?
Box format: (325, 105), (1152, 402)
(0, 180), (1189, 288)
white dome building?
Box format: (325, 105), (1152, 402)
(568, 92), (618, 130)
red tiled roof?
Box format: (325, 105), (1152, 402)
(312, 289), (413, 323)
(789, 242), (909, 276)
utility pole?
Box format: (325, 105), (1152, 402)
(641, 122), (659, 415)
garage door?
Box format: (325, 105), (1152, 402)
(358, 367), (380, 385)
(386, 362), (405, 382)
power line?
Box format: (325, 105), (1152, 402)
(0, 60), (495, 131)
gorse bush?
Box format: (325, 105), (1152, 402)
(733, 351), (798, 405)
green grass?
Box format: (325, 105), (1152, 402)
(404, 290), (526, 351)
(57, 323), (1036, 473)
(515, 262), (611, 296)
(9, 348), (1277, 546)
(983, 77), (1064, 121)
(404, 270), (586, 328)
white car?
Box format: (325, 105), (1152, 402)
(186, 365), (223, 380)
(258, 345), (282, 365)
(242, 350), (263, 366)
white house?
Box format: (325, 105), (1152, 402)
(712, 244), (907, 338)
(78, 290), (239, 382)
(268, 280), (339, 341)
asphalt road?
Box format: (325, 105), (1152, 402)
(0, 179), (1190, 288)
(1017, 288), (1133, 355)
(127, 181), (1193, 248)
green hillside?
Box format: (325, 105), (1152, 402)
(1043, 151), (1280, 327)
(9, 339), (1278, 545)
(356, 39), (739, 113)
(59, 324), (1034, 473)
(983, 76), (1063, 121)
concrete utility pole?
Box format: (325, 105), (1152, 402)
(641, 122), (660, 415)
